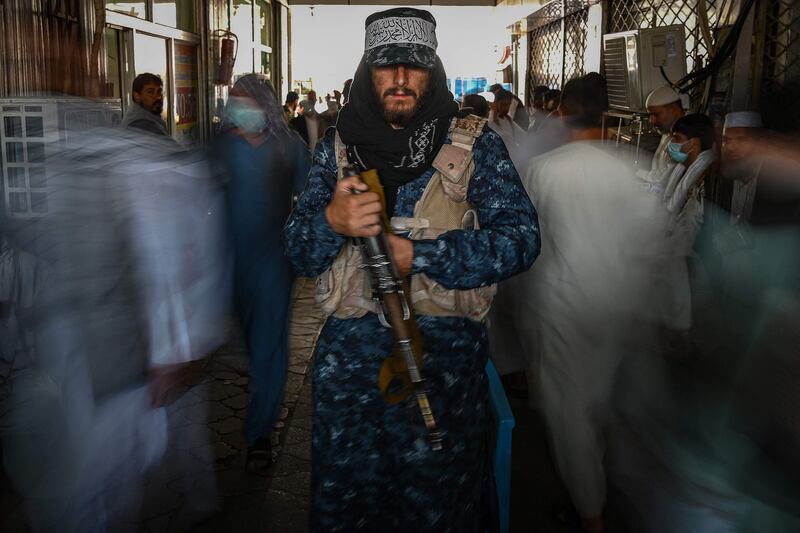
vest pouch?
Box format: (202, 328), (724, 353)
(432, 144), (471, 202)
(407, 216), (496, 321)
(316, 241), (372, 319)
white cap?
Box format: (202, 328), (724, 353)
(645, 86), (681, 108)
(724, 111), (763, 130)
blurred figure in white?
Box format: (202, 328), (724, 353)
(488, 89), (526, 167)
(489, 83), (529, 130)
(608, 112), (800, 533)
(516, 74), (667, 533)
(1, 104), (229, 533)
(528, 85), (550, 132)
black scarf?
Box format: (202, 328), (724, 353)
(336, 57), (458, 214)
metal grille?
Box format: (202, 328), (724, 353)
(603, 35), (631, 108)
(0, 1), (90, 98)
(759, 0), (800, 131)
(528, 4), (590, 93)
(564, 8), (589, 82)
(528, 20), (563, 91)
(607, 0), (734, 77)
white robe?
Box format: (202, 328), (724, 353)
(638, 133), (674, 187)
(488, 112), (527, 169)
(517, 140), (668, 516)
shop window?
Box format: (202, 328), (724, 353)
(1, 105), (49, 217)
(104, 28), (123, 99)
(255, 0), (272, 46)
(259, 51), (272, 79)
(106, 1), (147, 19)
(229, 0), (274, 82)
(154, 0), (197, 33)
(231, 0), (255, 79)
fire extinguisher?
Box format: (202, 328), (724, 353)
(214, 30), (237, 86)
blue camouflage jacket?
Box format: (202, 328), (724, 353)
(285, 126), (540, 292)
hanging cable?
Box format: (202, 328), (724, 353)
(673, 0), (757, 94)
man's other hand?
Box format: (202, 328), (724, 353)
(387, 233), (413, 278)
(149, 363), (191, 407)
(325, 176), (383, 237)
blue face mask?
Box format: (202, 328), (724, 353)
(667, 141), (689, 163)
(228, 97), (267, 134)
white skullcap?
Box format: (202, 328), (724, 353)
(645, 86), (681, 107)
(724, 111), (763, 129)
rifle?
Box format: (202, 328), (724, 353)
(343, 165), (443, 451)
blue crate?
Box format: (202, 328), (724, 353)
(486, 360), (515, 533)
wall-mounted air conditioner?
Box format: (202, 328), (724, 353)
(603, 25), (687, 112)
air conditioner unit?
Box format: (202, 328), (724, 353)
(1, 97), (121, 218)
(603, 25), (687, 112)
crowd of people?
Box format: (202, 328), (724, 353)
(1, 5), (798, 533)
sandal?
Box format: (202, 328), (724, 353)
(245, 438), (273, 475)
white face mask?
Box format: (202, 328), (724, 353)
(228, 97), (267, 133)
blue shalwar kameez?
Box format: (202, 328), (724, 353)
(284, 127), (540, 532)
(221, 133), (310, 447)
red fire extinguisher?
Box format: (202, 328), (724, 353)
(214, 30), (238, 86)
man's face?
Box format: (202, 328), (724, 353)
(307, 91), (317, 104)
(371, 64), (430, 127)
(722, 127), (759, 163)
(670, 131), (700, 159)
(133, 82), (164, 115)
(721, 127), (762, 181)
(647, 102), (682, 132)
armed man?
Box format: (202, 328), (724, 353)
(284, 8), (540, 532)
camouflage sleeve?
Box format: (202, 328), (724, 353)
(410, 129), (541, 289)
(283, 129), (346, 277)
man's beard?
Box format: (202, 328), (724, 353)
(148, 102), (163, 115)
(377, 86), (429, 127)
(723, 158), (762, 182)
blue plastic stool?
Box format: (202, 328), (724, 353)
(486, 360), (515, 533)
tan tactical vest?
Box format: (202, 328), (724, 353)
(315, 114), (496, 322)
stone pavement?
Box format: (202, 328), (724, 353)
(190, 276), (322, 533)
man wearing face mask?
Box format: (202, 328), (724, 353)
(121, 73), (170, 137)
(644, 86), (686, 183)
(649, 114), (718, 337)
(216, 74), (311, 473)
(663, 114), (716, 222)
